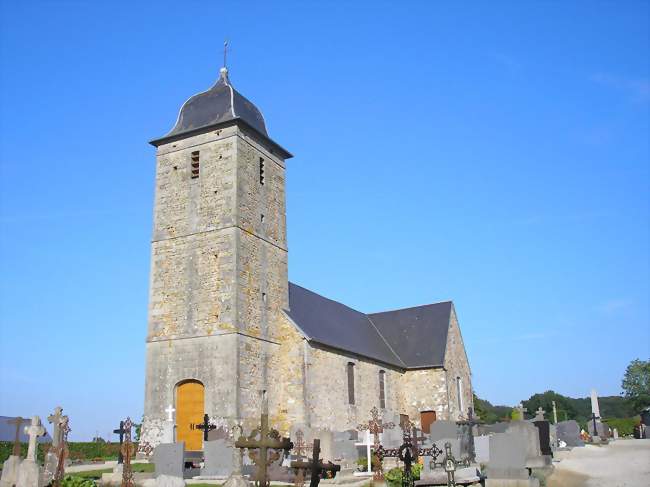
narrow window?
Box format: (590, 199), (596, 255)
(456, 376), (464, 415)
(260, 214), (265, 223)
(259, 157), (265, 185)
(262, 292), (267, 304)
(379, 370), (386, 409)
(191, 151), (200, 179)
(347, 362), (355, 405)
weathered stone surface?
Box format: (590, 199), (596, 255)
(428, 421), (458, 443)
(152, 443), (184, 479)
(556, 420), (584, 447)
(474, 435), (490, 463)
(16, 460), (41, 487)
(155, 474), (185, 487)
(1, 455), (22, 487)
(201, 440), (233, 478)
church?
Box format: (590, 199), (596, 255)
(140, 64), (473, 452)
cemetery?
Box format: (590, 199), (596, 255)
(2, 385), (649, 487)
(1, 4), (649, 487)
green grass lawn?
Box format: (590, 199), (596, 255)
(72, 463), (155, 480)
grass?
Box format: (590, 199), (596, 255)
(72, 463), (155, 480)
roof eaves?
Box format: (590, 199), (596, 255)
(308, 339), (406, 370)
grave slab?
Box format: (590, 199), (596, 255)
(152, 443), (185, 479)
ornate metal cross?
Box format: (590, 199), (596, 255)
(235, 410), (293, 487)
(292, 429), (313, 458)
(113, 420), (126, 464)
(7, 416), (25, 456)
(357, 406), (395, 480)
(290, 439), (340, 487)
(375, 430), (418, 487)
(120, 418), (135, 487)
(193, 414), (216, 441)
(52, 417), (70, 487)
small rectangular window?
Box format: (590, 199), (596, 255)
(191, 151), (200, 179)
(262, 292), (267, 304)
(259, 157), (265, 185)
(347, 362), (355, 405)
(379, 370), (386, 409)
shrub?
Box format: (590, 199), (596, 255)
(603, 417), (640, 437)
(384, 465), (423, 487)
(60, 475), (95, 487)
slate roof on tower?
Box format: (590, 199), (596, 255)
(150, 67), (292, 158)
(285, 282), (453, 369)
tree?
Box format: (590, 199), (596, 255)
(621, 358), (650, 411)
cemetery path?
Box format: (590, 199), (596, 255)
(547, 439), (650, 487)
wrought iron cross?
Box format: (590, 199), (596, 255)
(290, 439), (340, 487)
(7, 416), (25, 456)
(456, 407), (481, 464)
(235, 409), (293, 487)
(120, 418), (135, 487)
(113, 420), (126, 464)
(357, 406), (395, 480)
(223, 40), (229, 68)
(194, 414), (216, 441)
(52, 417), (71, 487)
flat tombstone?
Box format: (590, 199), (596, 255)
(474, 436), (489, 463)
(586, 420), (609, 439)
(428, 421), (458, 443)
(556, 420), (584, 447)
(331, 430), (358, 466)
(506, 421), (541, 462)
(201, 439), (233, 478)
(153, 442), (185, 479)
(486, 431), (528, 481)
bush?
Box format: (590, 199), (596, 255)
(356, 455), (380, 471)
(604, 417), (640, 437)
(0, 441), (132, 465)
(384, 464), (422, 487)
(60, 476), (95, 487)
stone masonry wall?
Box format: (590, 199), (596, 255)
(396, 368), (449, 423)
(443, 305), (473, 420)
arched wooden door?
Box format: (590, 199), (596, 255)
(176, 380), (204, 451)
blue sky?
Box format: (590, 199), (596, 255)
(0, 1), (648, 440)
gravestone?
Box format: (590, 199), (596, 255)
(505, 421), (550, 468)
(152, 443), (185, 479)
(1, 417), (26, 487)
(486, 431), (539, 487)
(474, 435), (489, 463)
(479, 422), (509, 435)
(17, 417), (45, 487)
(533, 421), (552, 457)
(428, 421), (458, 443)
(556, 420), (583, 447)
(331, 430), (358, 467)
(587, 420), (610, 439)
(201, 439), (233, 478)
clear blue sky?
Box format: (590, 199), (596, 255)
(1, 1), (648, 440)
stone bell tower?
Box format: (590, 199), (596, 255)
(141, 65), (292, 450)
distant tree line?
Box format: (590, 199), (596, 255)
(473, 358), (649, 430)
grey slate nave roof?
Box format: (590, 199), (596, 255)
(286, 282), (453, 369)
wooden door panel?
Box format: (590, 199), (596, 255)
(176, 381), (204, 451)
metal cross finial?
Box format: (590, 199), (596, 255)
(224, 40), (229, 69)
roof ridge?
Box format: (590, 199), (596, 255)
(368, 300), (453, 316)
(366, 314), (407, 368)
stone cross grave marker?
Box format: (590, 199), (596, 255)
(25, 416), (45, 462)
(113, 421), (126, 464)
(52, 416), (71, 487)
(235, 403), (293, 487)
(194, 414), (216, 441)
(47, 407), (65, 448)
(357, 406), (395, 480)
(165, 405), (176, 422)
(120, 417), (136, 487)
(533, 407), (546, 422)
(290, 439), (340, 487)
(8, 416), (25, 456)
